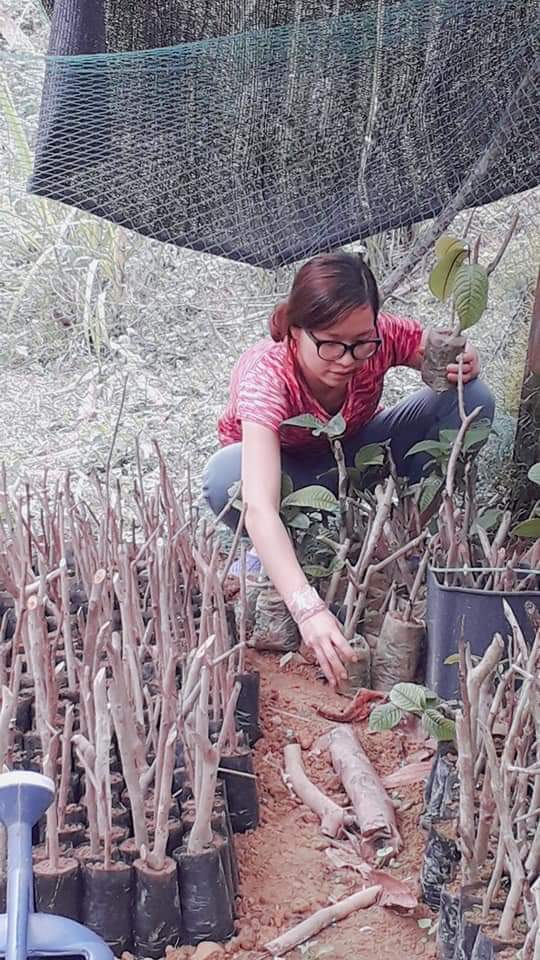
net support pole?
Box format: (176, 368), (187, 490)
(513, 269), (540, 495)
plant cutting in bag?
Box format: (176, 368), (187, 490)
(372, 610), (425, 691)
(421, 217), (518, 393)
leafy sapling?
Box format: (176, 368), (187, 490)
(421, 215), (518, 392)
(512, 463), (540, 539)
(368, 682), (456, 741)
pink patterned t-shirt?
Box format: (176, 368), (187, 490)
(218, 312), (423, 450)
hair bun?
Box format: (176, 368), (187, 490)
(269, 302), (289, 342)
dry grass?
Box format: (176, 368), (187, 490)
(1, 0), (539, 509)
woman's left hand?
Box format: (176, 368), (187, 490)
(447, 343), (480, 384)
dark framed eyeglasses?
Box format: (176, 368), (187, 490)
(306, 327), (382, 362)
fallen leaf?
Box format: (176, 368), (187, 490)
(368, 870), (418, 910)
(382, 760), (433, 789)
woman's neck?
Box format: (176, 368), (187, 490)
(294, 353), (347, 415)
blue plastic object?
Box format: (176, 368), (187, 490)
(0, 771), (113, 960)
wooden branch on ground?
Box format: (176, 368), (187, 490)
(284, 743), (352, 838)
(264, 885), (382, 957)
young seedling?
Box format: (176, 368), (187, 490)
(421, 214), (519, 392)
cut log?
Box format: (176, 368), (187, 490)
(284, 743), (351, 838)
(327, 725), (402, 857)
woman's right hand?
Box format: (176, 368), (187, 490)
(299, 609), (356, 687)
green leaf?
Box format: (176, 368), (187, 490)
(368, 702), (403, 732)
(439, 429), (459, 444)
(287, 513), (311, 531)
(282, 485), (339, 512)
(328, 556), (345, 574)
(429, 245), (468, 301)
(390, 682), (427, 713)
(354, 443), (386, 470)
(474, 509), (502, 532)
(434, 235), (468, 260)
(281, 412), (346, 438)
(281, 414), (326, 434)
(419, 477), (444, 512)
(444, 654), (460, 666)
(463, 424), (492, 451)
(281, 472), (294, 500)
(512, 518), (540, 539)
(303, 563), (331, 579)
(422, 708), (456, 742)
(528, 463), (540, 486)
(453, 263), (489, 330)
(405, 440), (450, 459)
(326, 412), (347, 438)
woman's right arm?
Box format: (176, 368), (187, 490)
(241, 420), (355, 686)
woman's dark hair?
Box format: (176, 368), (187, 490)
(269, 251), (379, 342)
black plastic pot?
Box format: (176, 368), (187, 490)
(180, 809), (238, 902)
(470, 932), (496, 960)
(111, 803), (131, 831)
(437, 885), (460, 960)
(81, 860), (133, 953)
(165, 819), (184, 857)
(422, 746), (458, 827)
(15, 691), (33, 733)
(420, 819), (461, 910)
(426, 568), (540, 699)
(34, 857), (81, 920)
(453, 885), (483, 960)
(64, 803), (87, 826)
(219, 750), (259, 833)
(174, 837), (234, 944)
(119, 837), (140, 865)
(58, 822), (86, 849)
(133, 857), (182, 959)
(234, 671), (262, 746)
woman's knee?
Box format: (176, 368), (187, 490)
(463, 379), (496, 423)
(202, 444), (242, 516)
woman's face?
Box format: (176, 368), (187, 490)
(291, 305), (378, 389)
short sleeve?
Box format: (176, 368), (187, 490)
(237, 357), (290, 433)
(378, 312), (423, 368)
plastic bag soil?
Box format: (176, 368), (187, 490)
(111, 803), (131, 830)
(235, 581), (260, 635)
(219, 750), (259, 833)
(336, 634), (371, 698)
(422, 749), (459, 827)
(437, 885), (461, 960)
(454, 912), (480, 960)
(470, 932), (496, 960)
(181, 809), (238, 902)
(421, 328), (466, 393)
(58, 822), (86, 848)
(81, 859), (134, 953)
(175, 838), (234, 944)
(133, 856), (182, 959)
(234, 670), (262, 745)
(34, 857), (81, 921)
(165, 819), (184, 856)
(119, 837), (140, 865)
(420, 819), (461, 910)
(251, 583), (300, 652)
(453, 886), (484, 960)
(372, 611), (425, 692)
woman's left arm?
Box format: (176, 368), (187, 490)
(407, 329), (481, 384)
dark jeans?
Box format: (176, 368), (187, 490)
(203, 380), (495, 526)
